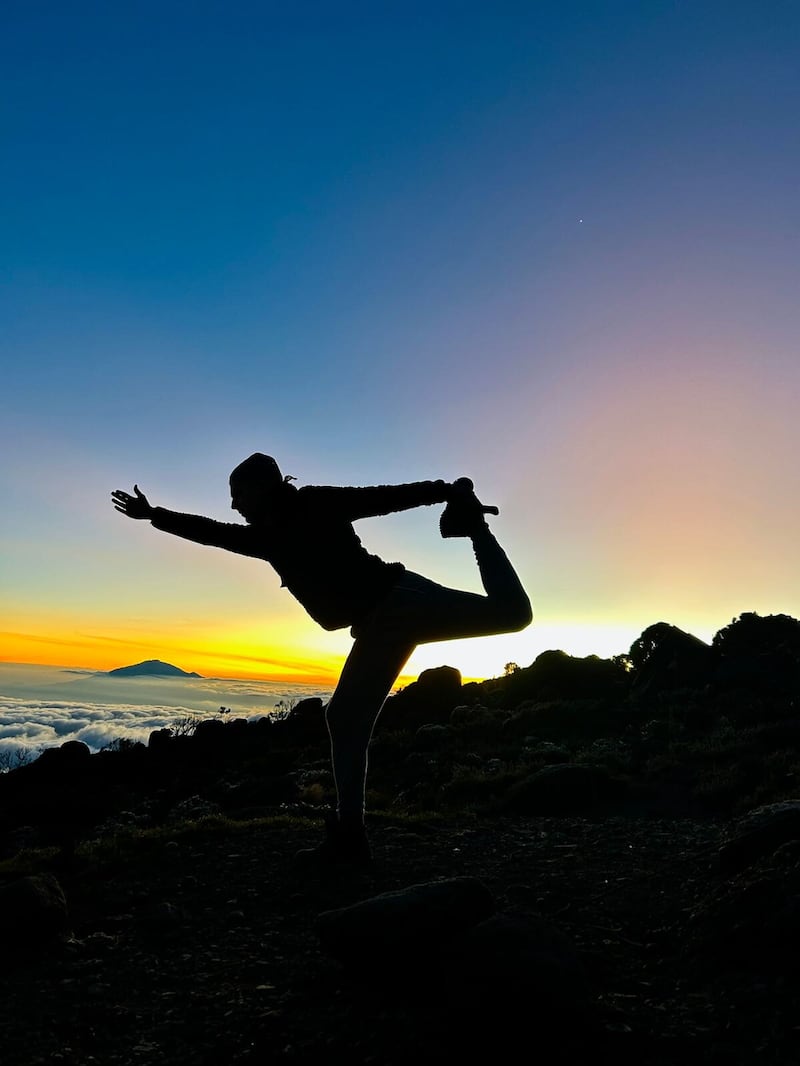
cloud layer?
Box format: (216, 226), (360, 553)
(0, 664), (330, 757)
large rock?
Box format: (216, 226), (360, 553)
(34, 740), (92, 772)
(717, 800), (800, 874)
(318, 890), (593, 1051)
(713, 611), (800, 659)
(497, 763), (626, 814)
(377, 667), (462, 732)
(148, 727), (173, 751)
(495, 650), (627, 704)
(629, 623), (713, 694)
(446, 913), (590, 1015)
(317, 876), (494, 965)
(710, 613), (800, 694)
(283, 697), (326, 745)
(687, 841), (800, 972)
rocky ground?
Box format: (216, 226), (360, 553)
(2, 808), (799, 1066)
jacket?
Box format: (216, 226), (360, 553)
(150, 479), (450, 630)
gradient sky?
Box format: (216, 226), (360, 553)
(2, 1), (799, 685)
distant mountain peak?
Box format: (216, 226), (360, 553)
(107, 660), (202, 678)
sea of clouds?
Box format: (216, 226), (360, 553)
(0, 663), (331, 759)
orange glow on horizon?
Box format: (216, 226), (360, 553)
(0, 617), (619, 688)
(0, 621), (493, 688)
(0, 623), (342, 686)
(0, 634), (487, 687)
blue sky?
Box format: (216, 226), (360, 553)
(3, 1), (799, 681)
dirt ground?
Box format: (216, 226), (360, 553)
(2, 812), (798, 1066)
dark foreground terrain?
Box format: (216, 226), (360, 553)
(3, 612), (800, 1064)
(2, 807), (799, 1066)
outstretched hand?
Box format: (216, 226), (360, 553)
(111, 485), (154, 520)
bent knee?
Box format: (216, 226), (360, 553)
(504, 597), (533, 632)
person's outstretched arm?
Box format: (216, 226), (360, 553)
(306, 479), (454, 521)
(111, 486), (257, 556)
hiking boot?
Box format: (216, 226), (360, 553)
(439, 477), (499, 538)
(293, 813), (373, 870)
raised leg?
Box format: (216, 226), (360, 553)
(309, 516), (531, 866)
(352, 528), (532, 647)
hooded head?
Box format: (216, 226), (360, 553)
(229, 453), (284, 489)
(229, 453), (293, 523)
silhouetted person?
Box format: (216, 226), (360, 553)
(112, 455), (532, 865)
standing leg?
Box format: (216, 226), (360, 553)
(325, 634), (416, 826)
(295, 633), (414, 867)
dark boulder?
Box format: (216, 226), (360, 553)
(498, 650), (628, 703)
(687, 841), (800, 972)
(717, 800), (800, 874)
(497, 763), (626, 815)
(283, 697), (327, 745)
(192, 718), (227, 749)
(377, 666), (462, 732)
(35, 740), (92, 771)
(713, 611), (800, 659)
(629, 623), (713, 695)
(317, 876), (494, 966)
(711, 612), (800, 694)
(318, 886), (594, 1056)
(148, 727), (173, 751)
(446, 912), (590, 1015)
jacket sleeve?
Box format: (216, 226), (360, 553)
(150, 507), (261, 557)
(303, 481), (451, 521)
